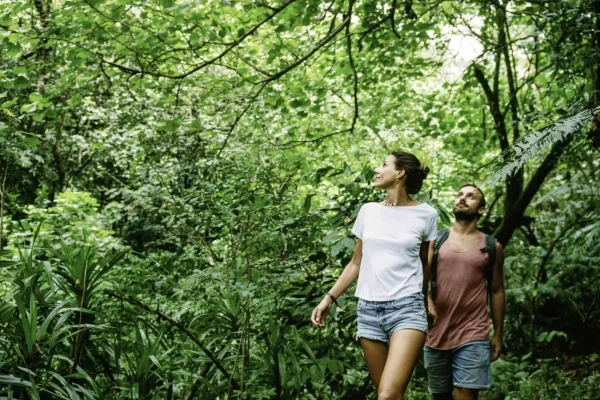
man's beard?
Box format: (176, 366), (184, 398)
(453, 205), (479, 221)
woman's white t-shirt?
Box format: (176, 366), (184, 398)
(351, 202), (438, 301)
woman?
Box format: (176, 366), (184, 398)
(311, 151), (437, 400)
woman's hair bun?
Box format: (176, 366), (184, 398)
(391, 151), (430, 194)
(420, 164), (430, 180)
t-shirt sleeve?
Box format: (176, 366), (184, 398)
(351, 205), (366, 240)
(423, 209), (438, 242)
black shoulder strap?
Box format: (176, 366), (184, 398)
(431, 228), (450, 303)
(484, 234), (497, 301)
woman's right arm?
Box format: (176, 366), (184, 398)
(311, 238), (363, 327)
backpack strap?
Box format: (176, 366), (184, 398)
(432, 230), (497, 304)
(431, 228), (450, 303)
(483, 234), (497, 303)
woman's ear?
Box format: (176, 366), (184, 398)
(396, 169), (406, 180)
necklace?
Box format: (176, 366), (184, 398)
(382, 195), (411, 207)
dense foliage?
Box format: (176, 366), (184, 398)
(1, 0), (599, 399)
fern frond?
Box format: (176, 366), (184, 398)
(482, 102), (600, 185)
(533, 181), (600, 206)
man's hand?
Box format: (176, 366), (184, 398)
(311, 296), (333, 327)
(490, 334), (503, 361)
(426, 300), (437, 329)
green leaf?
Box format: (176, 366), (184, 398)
(20, 103), (37, 113)
(303, 193), (315, 213)
(68, 94), (82, 107)
(21, 133), (40, 149)
(331, 238), (345, 257)
(14, 76), (29, 88)
(28, 92), (43, 102)
(0, 375), (32, 388)
(12, 66), (28, 75)
(341, 237), (355, 251)
(2, 98), (18, 108)
(6, 42), (21, 57)
(91, 142), (105, 151)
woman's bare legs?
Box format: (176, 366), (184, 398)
(361, 329), (426, 400)
(360, 338), (389, 390)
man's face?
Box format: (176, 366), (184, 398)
(453, 186), (485, 221)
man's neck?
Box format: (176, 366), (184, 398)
(452, 218), (480, 235)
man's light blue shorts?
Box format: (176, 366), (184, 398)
(356, 292), (428, 343)
(424, 340), (491, 393)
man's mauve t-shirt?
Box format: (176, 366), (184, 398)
(426, 234), (490, 350)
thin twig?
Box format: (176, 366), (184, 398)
(275, 128), (351, 149)
(216, 83), (267, 158)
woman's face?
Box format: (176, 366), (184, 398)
(373, 154), (404, 189)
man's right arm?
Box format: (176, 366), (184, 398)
(426, 240), (436, 327)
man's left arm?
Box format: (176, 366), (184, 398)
(490, 242), (505, 361)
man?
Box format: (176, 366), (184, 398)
(424, 184), (505, 400)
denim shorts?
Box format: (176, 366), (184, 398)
(424, 340), (491, 393)
(356, 292), (428, 343)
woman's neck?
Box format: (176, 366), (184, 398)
(385, 186), (411, 205)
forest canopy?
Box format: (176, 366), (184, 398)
(0, 0), (599, 398)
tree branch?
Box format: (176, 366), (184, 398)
(346, 0), (359, 134)
(100, 0), (298, 79)
(104, 289), (240, 390)
(473, 64), (509, 150)
(260, 15), (351, 84)
(186, 364), (211, 400)
(493, 134), (575, 246)
(390, 0), (402, 38)
(497, 6), (524, 215)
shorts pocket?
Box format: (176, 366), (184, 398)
(392, 297), (424, 311)
(357, 299), (365, 311)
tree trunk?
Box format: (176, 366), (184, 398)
(594, 0), (600, 103)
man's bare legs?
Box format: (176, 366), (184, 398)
(432, 387), (479, 400)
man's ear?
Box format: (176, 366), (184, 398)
(478, 207), (485, 217)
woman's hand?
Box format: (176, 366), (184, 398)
(311, 296), (333, 327)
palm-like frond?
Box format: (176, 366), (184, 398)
(53, 242), (126, 309)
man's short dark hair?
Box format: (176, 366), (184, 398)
(459, 183), (486, 209)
